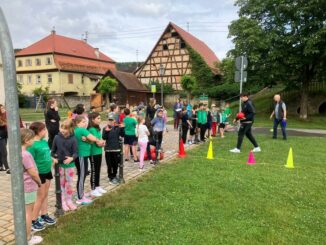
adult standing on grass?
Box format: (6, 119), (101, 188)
(0, 104), (10, 174)
(44, 99), (60, 148)
(197, 103), (207, 142)
(230, 92), (261, 153)
(270, 94), (287, 140)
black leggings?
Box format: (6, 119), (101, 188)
(90, 154), (102, 190)
(199, 123), (207, 141)
(181, 125), (188, 144)
(105, 151), (120, 180)
(75, 156), (89, 199)
(0, 138), (9, 170)
(237, 123), (258, 149)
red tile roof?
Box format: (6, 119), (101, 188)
(170, 22), (220, 69)
(54, 54), (115, 75)
(16, 32), (115, 63)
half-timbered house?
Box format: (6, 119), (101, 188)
(135, 22), (220, 90)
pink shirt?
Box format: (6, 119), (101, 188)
(22, 150), (39, 193)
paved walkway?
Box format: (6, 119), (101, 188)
(253, 127), (326, 137)
(0, 124), (194, 244)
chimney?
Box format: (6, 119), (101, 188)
(94, 48), (100, 59)
(51, 26), (56, 35)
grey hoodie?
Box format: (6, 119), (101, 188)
(51, 133), (78, 161)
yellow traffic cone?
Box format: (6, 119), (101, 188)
(285, 147), (294, 168)
(207, 137), (214, 160)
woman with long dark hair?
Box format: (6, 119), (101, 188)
(44, 99), (60, 148)
(0, 104), (10, 174)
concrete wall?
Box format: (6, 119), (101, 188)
(0, 51), (4, 104)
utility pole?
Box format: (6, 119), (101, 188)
(159, 64), (164, 107)
(0, 8), (27, 244)
(186, 22), (190, 32)
(235, 56), (248, 112)
(136, 49), (139, 68)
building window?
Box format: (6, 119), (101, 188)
(68, 74), (73, 84)
(180, 41), (186, 49)
(46, 57), (52, 65)
(36, 75), (41, 84)
(171, 31), (178, 37)
(25, 59), (32, 66)
(47, 74), (52, 84)
(36, 58), (41, 66)
(163, 44), (168, 50)
(17, 75), (23, 84)
(17, 60), (23, 67)
(27, 75), (32, 84)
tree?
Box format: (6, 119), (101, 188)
(98, 77), (118, 108)
(32, 86), (50, 102)
(180, 75), (197, 101)
(228, 0), (326, 119)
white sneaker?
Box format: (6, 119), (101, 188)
(252, 147), (261, 152)
(230, 148), (241, 153)
(28, 235), (43, 245)
(96, 186), (107, 194)
(91, 189), (103, 197)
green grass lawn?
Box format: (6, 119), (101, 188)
(42, 134), (326, 244)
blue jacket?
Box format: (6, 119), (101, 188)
(151, 116), (165, 132)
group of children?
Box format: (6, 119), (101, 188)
(180, 102), (232, 145)
(22, 101), (168, 244)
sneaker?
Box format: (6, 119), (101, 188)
(96, 186), (107, 194)
(31, 220), (45, 231)
(91, 189), (103, 197)
(252, 147), (261, 152)
(230, 148), (241, 153)
(28, 235), (43, 245)
(149, 160), (154, 164)
(76, 197), (93, 205)
(66, 201), (77, 211)
(109, 178), (119, 185)
(41, 214), (56, 225)
(134, 159), (139, 163)
(0, 167), (5, 171)
(37, 217), (45, 225)
(6, 169), (10, 174)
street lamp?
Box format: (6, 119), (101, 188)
(159, 64), (164, 107)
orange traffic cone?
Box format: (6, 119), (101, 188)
(178, 138), (186, 158)
(247, 150), (256, 165)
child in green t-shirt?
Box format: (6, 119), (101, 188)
(123, 108), (139, 163)
(88, 113), (106, 198)
(28, 122), (57, 231)
(74, 115), (101, 205)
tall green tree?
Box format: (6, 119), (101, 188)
(229, 0), (326, 119)
(98, 77), (118, 108)
(180, 75), (197, 101)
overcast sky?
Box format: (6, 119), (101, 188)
(1, 0), (238, 62)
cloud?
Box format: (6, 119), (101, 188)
(1, 0), (238, 62)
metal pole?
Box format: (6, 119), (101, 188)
(161, 76), (163, 107)
(239, 56), (244, 112)
(118, 137), (125, 183)
(0, 8), (27, 244)
(54, 163), (63, 217)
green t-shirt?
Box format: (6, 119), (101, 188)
(123, 117), (137, 136)
(59, 161), (75, 169)
(74, 127), (91, 157)
(197, 110), (207, 124)
(224, 107), (232, 122)
(27, 139), (52, 174)
(89, 127), (103, 156)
